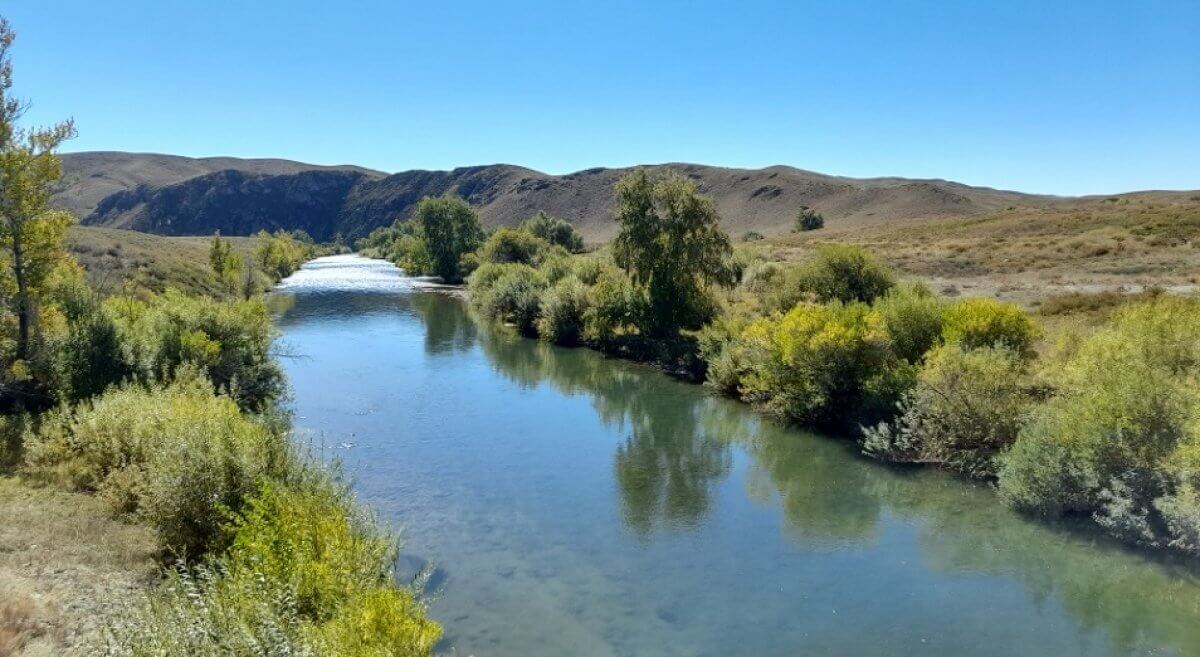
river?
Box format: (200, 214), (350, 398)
(270, 254), (1200, 657)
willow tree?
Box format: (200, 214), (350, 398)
(0, 18), (76, 361)
(611, 169), (734, 337)
(415, 196), (484, 283)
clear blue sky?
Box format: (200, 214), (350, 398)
(5, 1), (1198, 195)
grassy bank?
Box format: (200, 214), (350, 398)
(2, 295), (441, 656)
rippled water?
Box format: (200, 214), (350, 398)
(271, 255), (1200, 657)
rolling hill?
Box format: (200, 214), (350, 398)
(57, 152), (1058, 243)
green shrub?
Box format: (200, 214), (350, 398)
(998, 297), (1200, 551)
(582, 266), (647, 344)
(536, 277), (589, 345)
(224, 481), (399, 619)
(742, 231), (764, 242)
(105, 478), (441, 656)
(942, 297), (1040, 359)
(570, 257), (607, 286)
(787, 245), (894, 305)
(873, 282), (945, 363)
(254, 230), (312, 282)
(106, 290), (284, 412)
(794, 207), (825, 231)
(470, 264), (547, 336)
(392, 234), (435, 276)
(48, 275), (130, 402)
(26, 373), (282, 555)
(521, 211), (584, 253)
(696, 313), (755, 395)
(476, 227), (564, 266)
(863, 344), (1032, 478)
(736, 301), (903, 426)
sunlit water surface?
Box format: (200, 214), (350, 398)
(271, 255), (1200, 657)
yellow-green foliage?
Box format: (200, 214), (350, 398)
(942, 297), (1040, 358)
(103, 474), (440, 657)
(254, 230), (312, 282)
(736, 301), (903, 426)
(999, 297), (1200, 552)
(225, 480), (396, 619)
(25, 372), (282, 555)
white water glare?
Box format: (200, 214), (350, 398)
(276, 254), (441, 293)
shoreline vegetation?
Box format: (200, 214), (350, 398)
(0, 18), (437, 657)
(360, 169), (1200, 558)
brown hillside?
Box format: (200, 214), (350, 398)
(58, 152), (1195, 243)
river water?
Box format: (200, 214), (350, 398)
(271, 255), (1200, 657)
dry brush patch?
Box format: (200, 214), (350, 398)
(0, 476), (157, 657)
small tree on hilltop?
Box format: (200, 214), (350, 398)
(795, 206), (825, 232)
(612, 169), (735, 337)
(0, 18), (76, 363)
(416, 196), (484, 283)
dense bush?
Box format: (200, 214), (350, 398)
(476, 227), (565, 266)
(735, 301), (904, 426)
(998, 297), (1200, 552)
(104, 474), (440, 657)
(536, 277), (590, 345)
(108, 290), (285, 412)
(521, 211), (585, 253)
(48, 274), (131, 402)
(794, 206), (825, 232)
(470, 263), (548, 336)
(942, 297), (1040, 359)
(26, 373), (282, 555)
(873, 282), (945, 363)
(582, 266), (648, 344)
(775, 245), (894, 308)
(863, 344), (1032, 478)
(254, 230), (312, 282)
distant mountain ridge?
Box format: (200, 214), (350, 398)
(55, 151), (1071, 242)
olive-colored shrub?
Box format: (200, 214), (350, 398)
(26, 372), (282, 555)
(536, 277), (590, 345)
(863, 344), (1032, 478)
(873, 282), (945, 363)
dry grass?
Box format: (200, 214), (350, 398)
(67, 225), (256, 297)
(757, 194), (1200, 309)
(0, 475), (157, 656)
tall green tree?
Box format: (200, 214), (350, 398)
(415, 196), (484, 282)
(612, 169), (734, 337)
(0, 18), (75, 361)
